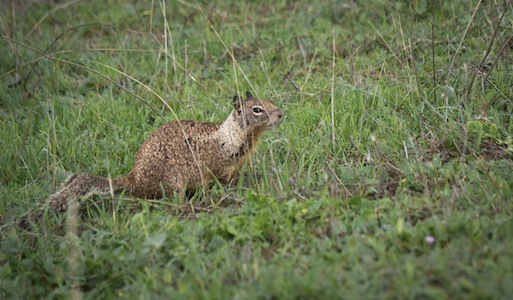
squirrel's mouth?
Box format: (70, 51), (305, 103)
(267, 117), (282, 128)
(265, 110), (283, 129)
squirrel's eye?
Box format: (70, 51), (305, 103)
(252, 106), (264, 114)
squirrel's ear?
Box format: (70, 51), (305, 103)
(245, 91), (253, 99)
(233, 95), (243, 110)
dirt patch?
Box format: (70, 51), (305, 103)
(479, 138), (510, 161)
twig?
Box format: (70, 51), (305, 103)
(24, 0), (83, 39)
(22, 23), (121, 92)
(0, 35), (162, 116)
(446, 0), (483, 85)
(330, 29), (336, 153)
(431, 0), (437, 104)
(483, 34), (513, 84)
(465, 0), (511, 102)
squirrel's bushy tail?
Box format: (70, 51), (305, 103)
(17, 173), (128, 229)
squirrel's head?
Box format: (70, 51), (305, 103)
(232, 91), (282, 134)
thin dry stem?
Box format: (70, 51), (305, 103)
(0, 35), (162, 116)
(446, 0), (483, 84)
(330, 29), (336, 153)
(465, 0), (511, 102)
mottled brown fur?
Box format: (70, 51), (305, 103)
(18, 92), (282, 228)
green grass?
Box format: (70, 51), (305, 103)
(1, 0), (513, 298)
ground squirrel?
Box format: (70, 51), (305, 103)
(19, 91), (282, 227)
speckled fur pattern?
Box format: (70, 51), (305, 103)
(18, 92), (282, 227)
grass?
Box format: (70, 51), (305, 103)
(1, 0), (513, 298)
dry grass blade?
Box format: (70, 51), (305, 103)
(0, 35), (162, 116)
